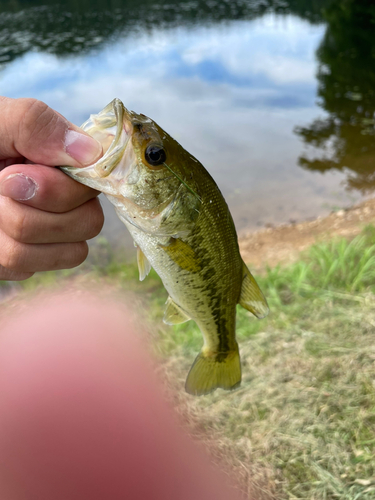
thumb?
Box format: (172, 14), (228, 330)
(0, 97), (102, 168)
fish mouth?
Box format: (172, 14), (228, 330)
(60, 98), (134, 192)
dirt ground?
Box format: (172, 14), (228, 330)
(238, 197), (375, 269)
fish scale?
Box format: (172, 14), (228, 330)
(60, 98), (269, 396)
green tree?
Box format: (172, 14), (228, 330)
(295, 0), (375, 191)
(0, 0), (327, 64)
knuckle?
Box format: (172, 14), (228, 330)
(2, 240), (24, 271)
(20, 98), (48, 123)
(0, 265), (34, 281)
(67, 242), (89, 268)
(8, 210), (28, 243)
(18, 98), (59, 146)
(87, 199), (104, 238)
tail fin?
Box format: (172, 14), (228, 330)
(185, 345), (241, 396)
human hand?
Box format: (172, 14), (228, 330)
(0, 96), (104, 281)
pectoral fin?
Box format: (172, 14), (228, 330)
(163, 297), (191, 325)
(159, 238), (201, 272)
(239, 262), (269, 319)
(137, 247), (152, 281)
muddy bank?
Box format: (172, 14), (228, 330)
(239, 197), (375, 269)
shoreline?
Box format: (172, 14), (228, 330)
(238, 197), (375, 269)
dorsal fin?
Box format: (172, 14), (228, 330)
(239, 262), (269, 319)
(163, 297), (191, 325)
(137, 246), (152, 281)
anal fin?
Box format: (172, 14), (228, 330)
(163, 297), (191, 325)
(239, 262), (269, 319)
(137, 247), (152, 281)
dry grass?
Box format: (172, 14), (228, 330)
(161, 295), (375, 499)
(3, 228), (375, 499)
(155, 227), (375, 499)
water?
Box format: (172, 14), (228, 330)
(1, 0), (374, 251)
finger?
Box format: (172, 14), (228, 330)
(0, 230), (88, 273)
(0, 157), (25, 171)
(0, 96), (102, 167)
(0, 164), (100, 212)
(0, 264), (33, 281)
(0, 293), (244, 500)
(0, 197), (104, 244)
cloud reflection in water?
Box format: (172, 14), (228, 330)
(1, 14), (358, 247)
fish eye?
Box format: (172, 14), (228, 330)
(145, 144), (166, 167)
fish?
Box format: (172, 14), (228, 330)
(60, 98), (269, 396)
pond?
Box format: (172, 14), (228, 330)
(1, 0), (374, 253)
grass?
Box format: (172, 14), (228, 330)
(3, 227), (375, 499)
(160, 226), (375, 499)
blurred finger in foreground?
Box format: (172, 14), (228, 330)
(0, 292), (244, 500)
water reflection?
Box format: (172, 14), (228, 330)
(295, 0), (375, 192)
(0, 0), (292, 66)
(1, 0), (373, 249)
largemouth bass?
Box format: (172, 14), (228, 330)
(61, 99), (269, 396)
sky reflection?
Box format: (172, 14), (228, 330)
(3, 16), (322, 111)
(2, 13), (360, 249)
